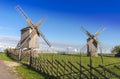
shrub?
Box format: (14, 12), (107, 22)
(111, 45), (120, 57)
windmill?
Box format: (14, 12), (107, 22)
(15, 5), (51, 50)
(81, 26), (105, 57)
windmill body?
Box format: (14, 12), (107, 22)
(21, 26), (39, 49)
(87, 37), (98, 57)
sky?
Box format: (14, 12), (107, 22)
(0, 0), (120, 53)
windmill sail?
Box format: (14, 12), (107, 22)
(16, 5), (34, 29)
(94, 27), (105, 37)
(81, 26), (92, 37)
(39, 31), (51, 47)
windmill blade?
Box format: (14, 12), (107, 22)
(81, 26), (92, 37)
(35, 16), (48, 37)
(15, 5), (28, 19)
(96, 38), (106, 52)
(36, 16), (48, 27)
(39, 30), (51, 47)
(34, 16), (48, 36)
(94, 27), (105, 37)
(26, 18), (35, 29)
(16, 5), (35, 29)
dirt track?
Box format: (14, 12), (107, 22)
(0, 60), (21, 79)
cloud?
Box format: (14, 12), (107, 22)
(0, 36), (112, 53)
(0, 36), (82, 52)
(51, 41), (82, 51)
(0, 36), (19, 51)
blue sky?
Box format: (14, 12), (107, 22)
(0, 0), (120, 52)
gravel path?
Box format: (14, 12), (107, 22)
(0, 60), (21, 79)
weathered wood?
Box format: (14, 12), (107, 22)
(114, 65), (120, 70)
(68, 61), (89, 79)
(88, 65), (109, 79)
(99, 65), (120, 78)
(77, 63), (99, 79)
(45, 59), (54, 75)
(54, 60), (64, 72)
(64, 61), (89, 79)
(29, 50), (32, 67)
(46, 59), (58, 76)
(20, 27), (39, 49)
(55, 60), (73, 78)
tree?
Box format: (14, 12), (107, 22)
(111, 45), (120, 56)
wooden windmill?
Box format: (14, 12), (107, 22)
(16, 5), (51, 50)
(81, 27), (104, 57)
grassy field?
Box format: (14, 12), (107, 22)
(38, 53), (120, 67)
(37, 53), (120, 78)
(1, 52), (120, 79)
(16, 65), (56, 79)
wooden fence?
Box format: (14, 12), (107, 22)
(6, 49), (120, 79)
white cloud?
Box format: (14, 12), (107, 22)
(0, 36), (112, 53)
(0, 36), (82, 52)
(0, 36), (19, 51)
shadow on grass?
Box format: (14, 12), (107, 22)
(22, 63), (57, 79)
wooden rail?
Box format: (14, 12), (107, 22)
(99, 65), (120, 78)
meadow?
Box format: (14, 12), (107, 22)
(32, 53), (120, 78)
(38, 53), (120, 67)
(2, 51), (120, 79)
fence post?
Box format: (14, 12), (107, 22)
(57, 60), (59, 78)
(18, 49), (21, 61)
(90, 54), (93, 79)
(29, 49), (32, 67)
(80, 52), (82, 79)
(52, 54), (54, 76)
(63, 60), (66, 79)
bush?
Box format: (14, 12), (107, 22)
(111, 45), (120, 57)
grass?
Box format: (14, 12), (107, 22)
(38, 53), (120, 67)
(0, 52), (13, 61)
(16, 65), (56, 79)
(1, 52), (120, 79)
(37, 53), (120, 78)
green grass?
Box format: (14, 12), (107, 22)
(0, 53), (13, 61)
(38, 53), (120, 67)
(36, 53), (120, 78)
(16, 65), (56, 79)
(1, 52), (120, 79)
